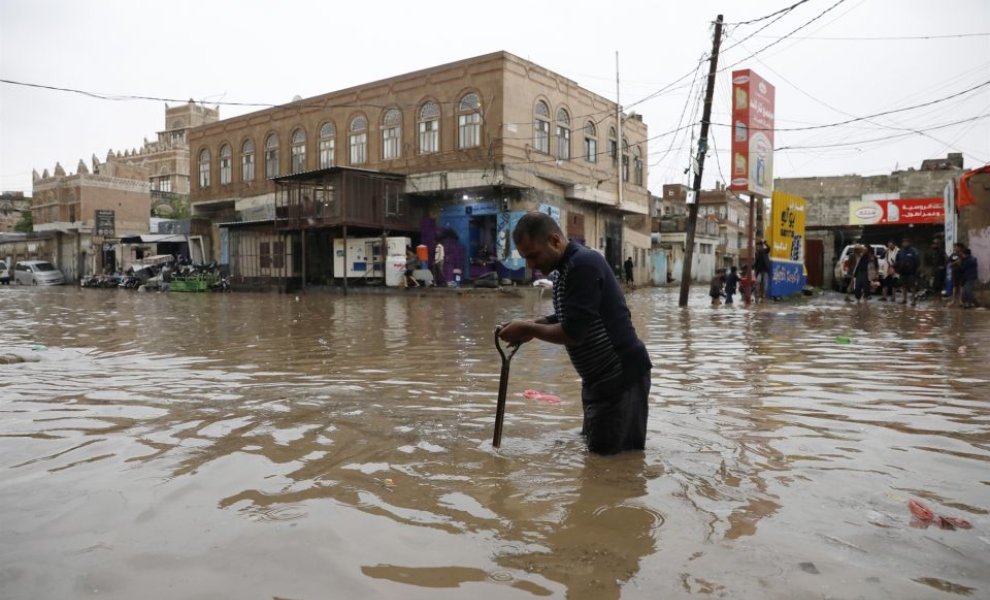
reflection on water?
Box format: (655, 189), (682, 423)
(1, 286), (988, 599)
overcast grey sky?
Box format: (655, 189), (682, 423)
(1, 0), (988, 198)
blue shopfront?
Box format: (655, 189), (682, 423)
(425, 201), (561, 283)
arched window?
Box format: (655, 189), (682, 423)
(556, 108), (571, 161)
(418, 101), (440, 154)
(219, 144), (232, 185)
(241, 139), (255, 181)
(318, 122), (335, 169)
(608, 126), (617, 166)
(290, 128), (306, 174)
(382, 109), (402, 160)
(458, 93), (481, 148)
(349, 116), (367, 165)
(633, 146), (643, 186)
(264, 134), (279, 178)
(534, 101), (550, 154)
(198, 148), (211, 188)
(584, 122), (597, 163)
(622, 139), (630, 182)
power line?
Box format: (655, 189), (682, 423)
(0, 78), (276, 108)
(723, 79), (990, 133)
(724, 0), (812, 26)
(719, 0), (849, 73)
(775, 113), (990, 150)
(752, 32), (990, 41)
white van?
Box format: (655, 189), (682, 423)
(13, 260), (65, 286)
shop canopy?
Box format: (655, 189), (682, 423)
(958, 164), (990, 209)
(119, 234), (188, 244)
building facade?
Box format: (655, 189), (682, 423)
(112, 101), (219, 217)
(188, 51), (651, 287)
(31, 160), (151, 280)
(776, 153), (964, 289)
(659, 183), (752, 269)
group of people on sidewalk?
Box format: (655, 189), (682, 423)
(845, 237), (980, 308)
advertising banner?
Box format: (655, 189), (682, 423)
(848, 197), (944, 225)
(943, 183), (956, 256)
(767, 191), (806, 297)
(729, 69), (775, 197)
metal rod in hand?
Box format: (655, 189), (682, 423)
(493, 325), (520, 448)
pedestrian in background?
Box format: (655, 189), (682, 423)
(878, 240), (898, 302)
(724, 266), (739, 305)
(624, 256), (634, 285)
(710, 268), (725, 306)
(961, 247), (979, 309)
(433, 241), (446, 287)
(895, 237), (920, 305)
(928, 239), (947, 302)
(754, 241), (771, 302)
(850, 244), (877, 303)
(948, 242), (965, 306)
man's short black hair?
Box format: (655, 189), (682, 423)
(513, 211), (563, 245)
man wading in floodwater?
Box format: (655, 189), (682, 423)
(498, 212), (653, 455)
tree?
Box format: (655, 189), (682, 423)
(15, 207), (33, 233)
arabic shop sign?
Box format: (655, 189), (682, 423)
(848, 198), (944, 225)
(768, 191), (806, 262)
(94, 209), (115, 237)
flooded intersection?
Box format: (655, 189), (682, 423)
(1, 287), (988, 599)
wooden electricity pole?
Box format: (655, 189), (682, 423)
(678, 14), (724, 307)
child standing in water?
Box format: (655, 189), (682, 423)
(710, 269), (725, 306)
(724, 266), (739, 304)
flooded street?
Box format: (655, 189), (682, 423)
(1, 286), (988, 599)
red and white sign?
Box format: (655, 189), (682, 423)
(729, 69), (775, 197)
(848, 198), (945, 225)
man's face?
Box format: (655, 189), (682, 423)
(516, 233), (565, 274)
(901, 240), (910, 249)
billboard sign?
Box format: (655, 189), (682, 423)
(94, 209), (115, 237)
(848, 198), (944, 225)
(944, 182), (956, 256)
(768, 191), (806, 297)
(729, 69), (775, 197)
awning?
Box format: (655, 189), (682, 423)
(119, 234), (188, 244)
(958, 164), (990, 209)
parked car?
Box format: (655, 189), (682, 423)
(13, 260), (65, 286)
(0, 259), (10, 284)
(833, 244), (886, 291)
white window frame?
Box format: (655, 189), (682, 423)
(319, 123), (335, 169)
(219, 145), (232, 185)
(241, 140), (255, 181)
(198, 150), (210, 188)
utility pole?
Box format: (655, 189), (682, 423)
(678, 14), (724, 307)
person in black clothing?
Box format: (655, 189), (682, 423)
(961, 247), (979, 308)
(724, 266), (739, 304)
(623, 257), (634, 285)
(926, 239), (946, 302)
(499, 212), (652, 455)
(754, 241), (771, 301)
(894, 237), (920, 305)
(948, 242), (965, 306)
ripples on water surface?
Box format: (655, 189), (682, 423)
(1, 286), (988, 599)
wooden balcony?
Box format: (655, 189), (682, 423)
(273, 167), (422, 232)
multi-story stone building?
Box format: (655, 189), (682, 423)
(776, 153), (964, 289)
(188, 51), (651, 287)
(31, 160), (150, 280)
(657, 183), (752, 269)
(112, 101), (219, 217)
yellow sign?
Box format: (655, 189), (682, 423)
(768, 191), (806, 262)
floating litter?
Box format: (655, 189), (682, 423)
(835, 336), (851, 344)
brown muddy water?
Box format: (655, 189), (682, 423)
(1, 286), (988, 599)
